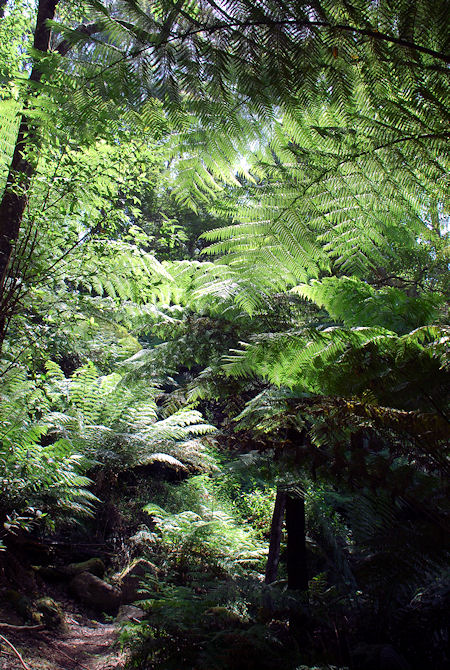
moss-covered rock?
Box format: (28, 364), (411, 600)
(65, 557), (105, 578)
(69, 572), (121, 613)
(35, 597), (66, 630)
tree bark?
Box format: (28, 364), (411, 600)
(265, 487), (286, 584)
(0, 0), (59, 349)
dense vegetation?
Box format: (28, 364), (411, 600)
(0, 1), (448, 669)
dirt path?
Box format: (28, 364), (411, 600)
(0, 616), (127, 670)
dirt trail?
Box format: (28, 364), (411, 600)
(0, 616), (127, 670)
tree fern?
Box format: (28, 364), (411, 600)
(0, 366), (97, 532)
(42, 359), (216, 469)
(200, 95), (447, 283)
(65, 0), (449, 227)
(295, 276), (444, 334)
(224, 323), (448, 408)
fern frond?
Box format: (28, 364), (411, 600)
(295, 277), (444, 333)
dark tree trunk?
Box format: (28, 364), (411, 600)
(265, 487), (286, 584)
(285, 492), (308, 592)
(0, 0), (59, 349)
(0, 0), (8, 18)
(286, 491), (309, 640)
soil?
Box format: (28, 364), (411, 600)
(0, 618), (126, 670)
(0, 564), (131, 670)
(0, 604), (129, 670)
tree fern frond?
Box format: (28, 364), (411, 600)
(294, 277), (444, 334)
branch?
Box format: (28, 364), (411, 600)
(265, 131), (448, 232)
(0, 634), (32, 670)
(170, 18), (450, 63)
(55, 22), (102, 56)
(0, 623), (44, 632)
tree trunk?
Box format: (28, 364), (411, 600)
(286, 491), (309, 640)
(0, 0), (59, 349)
(285, 492), (308, 592)
(265, 487), (286, 584)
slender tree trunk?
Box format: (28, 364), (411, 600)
(0, 0), (59, 349)
(265, 487), (286, 584)
(285, 492), (308, 592)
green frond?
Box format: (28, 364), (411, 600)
(295, 277), (444, 333)
(223, 321), (448, 408)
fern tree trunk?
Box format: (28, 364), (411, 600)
(286, 492), (308, 592)
(286, 490), (309, 641)
(265, 487), (286, 584)
(0, 0), (59, 352)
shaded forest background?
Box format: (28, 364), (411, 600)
(0, 1), (448, 669)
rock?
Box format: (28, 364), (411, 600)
(116, 604), (146, 623)
(117, 559), (159, 604)
(35, 597), (66, 630)
(34, 557), (106, 581)
(69, 572), (121, 613)
(2, 589), (35, 622)
(65, 557), (105, 578)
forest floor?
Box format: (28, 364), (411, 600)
(0, 616), (126, 670)
(0, 559), (131, 670)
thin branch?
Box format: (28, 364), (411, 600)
(0, 623), (44, 632)
(24, 207), (113, 283)
(0, 634), (32, 670)
(264, 131), (448, 232)
(169, 18), (450, 63)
